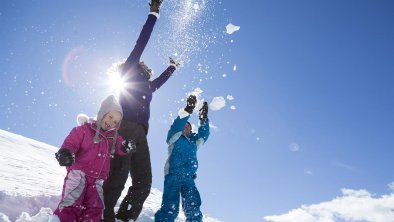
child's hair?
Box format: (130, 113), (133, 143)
(186, 121), (192, 128)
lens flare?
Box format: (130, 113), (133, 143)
(106, 61), (127, 96)
(62, 46), (84, 87)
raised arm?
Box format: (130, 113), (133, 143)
(193, 101), (210, 149)
(193, 119), (210, 149)
(150, 66), (176, 92)
(166, 112), (190, 145)
(150, 57), (180, 92)
(123, 14), (158, 68)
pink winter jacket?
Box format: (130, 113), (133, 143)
(60, 122), (126, 180)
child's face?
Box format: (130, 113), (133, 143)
(101, 111), (122, 131)
(183, 123), (191, 137)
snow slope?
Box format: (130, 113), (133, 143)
(0, 129), (220, 222)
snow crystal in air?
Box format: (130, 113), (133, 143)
(193, 3), (200, 12)
(156, 0), (215, 64)
(210, 96), (226, 111)
(226, 23), (240, 34)
(230, 105), (236, 110)
(289, 143), (300, 152)
(227, 95), (234, 100)
(389, 182), (394, 191)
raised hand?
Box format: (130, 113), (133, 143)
(199, 102), (208, 121)
(184, 95), (197, 114)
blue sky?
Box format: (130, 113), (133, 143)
(1, 1), (394, 221)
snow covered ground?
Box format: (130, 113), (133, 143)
(0, 129), (220, 222)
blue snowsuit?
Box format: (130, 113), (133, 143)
(155, 113), (210, 222)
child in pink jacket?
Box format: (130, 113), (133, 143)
(53, 95), (135, 222)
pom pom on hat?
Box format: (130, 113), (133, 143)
(76, 113), (90, 126)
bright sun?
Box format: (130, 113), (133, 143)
(108, 71), (126, 95)
(107, 61), (127, 96)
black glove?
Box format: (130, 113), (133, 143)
(55, 149), (75, 166)
(199, 102), (208, 121)
(184, 95), (197, 114)
(150, 0), (163, 13)
(121, 139), (137, 154)
(169, 57), (181, 69)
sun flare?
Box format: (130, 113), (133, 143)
(107, 61), (127, 96)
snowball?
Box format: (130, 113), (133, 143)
(226, 23), (240, 34)
(210, 97), (226, 111)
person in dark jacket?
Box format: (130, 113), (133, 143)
(102, 1), (180, 222)
(154, 95), (210, 222)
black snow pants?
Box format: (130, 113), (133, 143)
(102, 120), (152, 222)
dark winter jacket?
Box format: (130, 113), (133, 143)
(119, 14), (175, 133)
(164, 111), (210, 177)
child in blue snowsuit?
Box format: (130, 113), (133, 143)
(155, 95), (210, 222)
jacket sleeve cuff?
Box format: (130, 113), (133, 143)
(149, 12), (160, 19)
(178, 109), (190, 119)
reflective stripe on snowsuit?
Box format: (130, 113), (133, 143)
(154, 174), (202, 222)
(54, 170), (105, 222)
(155, 113), (209, 222)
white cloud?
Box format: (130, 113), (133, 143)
(226, 23), (240, 34)
(210, 96), (226, 111)
(389, 182), (394, 192)
(264, 186), (394, 222)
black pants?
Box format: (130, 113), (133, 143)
(103, 121), (152, 222)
